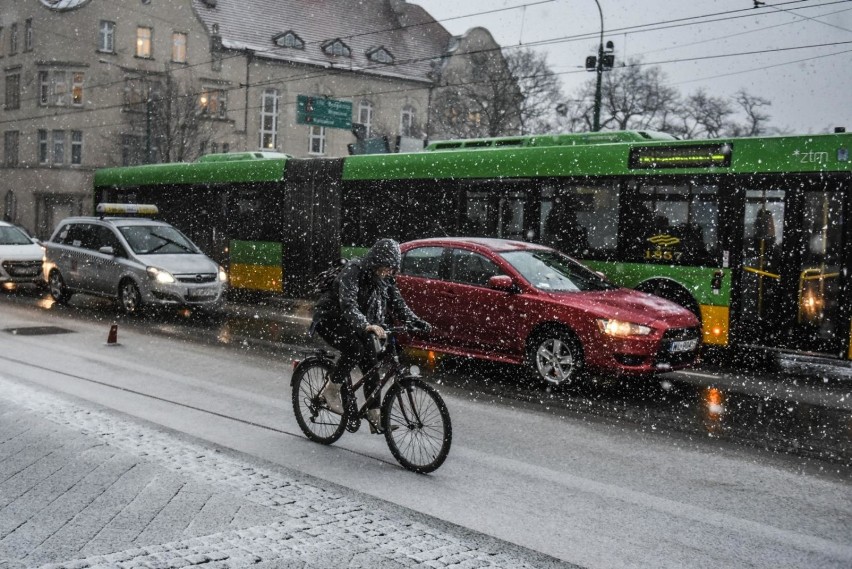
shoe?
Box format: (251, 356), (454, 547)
(367, 409), (384, 434)
(320, 382), (344, 414)
(366, 409), (399, 434)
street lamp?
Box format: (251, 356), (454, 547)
(583, 0), (614, 131)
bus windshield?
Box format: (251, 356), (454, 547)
(500, 249), (617, 292)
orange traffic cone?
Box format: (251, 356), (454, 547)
(106, 324), (119, 346)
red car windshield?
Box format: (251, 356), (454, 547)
(500, 250), (616, 292)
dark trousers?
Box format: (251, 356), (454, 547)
(314, 318), (381, 410)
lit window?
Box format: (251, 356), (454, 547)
(98, 21), (115, 53)
(172, 32), (187, 63)
(200, 87), (227, 118)
(71, 72), (84, 106)
(308, 126), (326, 155)
(136, 26), (152, 58)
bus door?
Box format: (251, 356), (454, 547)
(740, 182), (846, 355)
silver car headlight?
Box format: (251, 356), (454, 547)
(597, 318), (652, 338)
(218, 265), (228, 283)
(146, 266), (176, 284)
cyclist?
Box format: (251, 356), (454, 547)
(311, 238), (431, 433)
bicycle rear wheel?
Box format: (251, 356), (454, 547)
(291, 359), (347, 444)
(382, 377), (452, 473)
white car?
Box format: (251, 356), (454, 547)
(0, 221), (45, 287)
(42, 204), (227, 314)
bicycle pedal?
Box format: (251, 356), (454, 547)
(346, 419), (361, 433)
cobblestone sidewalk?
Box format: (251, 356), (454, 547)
(0, 377), (571, 569)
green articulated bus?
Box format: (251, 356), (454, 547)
(93, 129), (852, 361)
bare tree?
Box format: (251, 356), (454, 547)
(111, 72), (216, 165)
(728, 89), (774, 137)
(504, 48), (565, 134)
(430, 48), (523, 139)
(674, 88), (735, 139)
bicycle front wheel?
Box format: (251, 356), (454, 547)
(291, 359), (347, 444)
(382, 377), (452, 473)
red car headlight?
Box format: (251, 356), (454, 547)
(597, 318), (652, 338)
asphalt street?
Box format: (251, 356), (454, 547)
(0, 376), (567, 569)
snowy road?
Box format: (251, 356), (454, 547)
(1, 302), (851, 568)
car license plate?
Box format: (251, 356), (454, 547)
(670, 338), (698, 353)
(187, 286), (217, 300)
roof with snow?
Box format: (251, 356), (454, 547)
(191, 0), (453, 83)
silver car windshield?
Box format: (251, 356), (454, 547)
(499, 250), (616, 292)
(0, 226), (33, 246)
(118, 225), (198, 255)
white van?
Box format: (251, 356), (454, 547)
(43, 204), (227, 314)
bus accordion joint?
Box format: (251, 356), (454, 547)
(96, 203), (159, 217)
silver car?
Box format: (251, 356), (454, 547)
(43, 208), (227, 314)
(0, 221), (45, 288)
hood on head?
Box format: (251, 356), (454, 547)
(363, 238), (401, 271)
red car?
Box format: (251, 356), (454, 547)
(396, 238), (700, 385)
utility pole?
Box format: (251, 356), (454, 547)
(584, 0), (614, 131)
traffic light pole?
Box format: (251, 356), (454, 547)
(592, 0), (604, 132)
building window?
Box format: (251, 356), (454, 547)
(98, 21), (115, 53)
(4, 131), (19, 167)
(136, 26), (152, 58)
(274, 31), (304, 49)
(53, 130), (65, 165)
(222, 142), (230, 153)
(308, 126), (326, 155)
(358, 100), (373, 138)
(71, 131), (83, 165)
(121, 134), (145, 166)
(259, 88), (279, 149)
(9, 23), (17, 55)
(38, 70), (84, 107)
(38, 130), (48, 164)
(72, 73), (84, 106)
(400, 105), (416, 137)
(322, 39), (350, 58)
(172, 32), (187, 63)
(5, 73), (20, 110)
(199, 87), (227, 118)
(367, 47), (393, 64)
(24, 19), (32, 52)
(0, 28), (4, 57)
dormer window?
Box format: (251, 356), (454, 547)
(322, 39), (350, 58)
(273, 31), (304, 50)
(367, 47), (393, 64)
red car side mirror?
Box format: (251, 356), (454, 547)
(488, 275), (515, 292)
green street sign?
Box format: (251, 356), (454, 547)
(297, 95), (353, 130)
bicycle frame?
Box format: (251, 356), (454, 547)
(348, 330), (409, 419)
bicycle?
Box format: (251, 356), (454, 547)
(291, 327), (452, 473)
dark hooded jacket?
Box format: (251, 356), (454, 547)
(313, 238), (420, 331)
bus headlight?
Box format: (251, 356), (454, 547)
(218, 265), (228, 283)
(597, 318), (652, 337)
(146, 266), (176, 284)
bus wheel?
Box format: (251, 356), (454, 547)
(527, 328), (584, 387)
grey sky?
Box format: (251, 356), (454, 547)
(415, 0), (852, 134)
